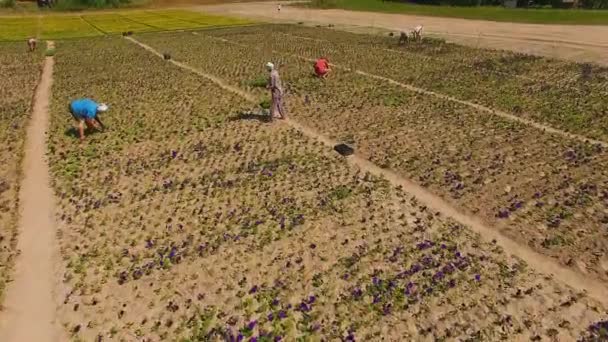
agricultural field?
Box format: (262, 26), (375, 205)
(47, 35), (608, 341)
(137, 26), (608, 283)
(0, 43), (43, 299)
(0, 10), (252, 41)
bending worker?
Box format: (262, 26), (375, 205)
(314, 57), (331, 78)
(266, 62), (286, 120)
(68, 98), (107, 142)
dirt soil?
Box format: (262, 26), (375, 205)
(195, 1), (608, 66)
(0, 44), (63, 342)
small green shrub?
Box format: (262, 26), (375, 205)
(259, 98), (270, 109)
(308, 0), (338, 8)
(247, 76), (268, 88)
(45, 48), (56, 57)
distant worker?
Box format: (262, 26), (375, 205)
(277, 3), (281, 12)
(68, 98), (107, 142)
(266, 62), (286, 120)
(27, 38), (37, 52)
(398, 32), (408, 45)
(314, 57), (331, 79)
(412, 25), (423, 42)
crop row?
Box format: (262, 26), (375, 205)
(46, 37), (608, 340)
(0, 43), (42, 299)
(136, 29), (608, 282)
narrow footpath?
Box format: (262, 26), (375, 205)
(0, 42), (62, 342)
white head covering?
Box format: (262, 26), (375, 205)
(97, 103), (109, 113)
(266, 62), (274, 70)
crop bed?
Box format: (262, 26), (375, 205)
(207, 25), (608, 141)
(0, 43), (42, 299)
(46, 36), (608, 340)
(137, 27), (608, 283)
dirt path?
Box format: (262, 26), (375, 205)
(126, 36), (608, 307)
(194, 1), (608, 66)
(0, 42), (62, 342)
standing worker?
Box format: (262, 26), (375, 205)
(68, 98), (108, 143)
(266, 62), (286, 120)
(27, 38), (37, 52)
(314, 57), (331, 79)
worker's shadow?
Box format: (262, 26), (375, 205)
(229, 112), (272, 123)
(64, 127), (104, 139)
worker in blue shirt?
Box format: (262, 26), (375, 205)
(68, 98), (107, 142)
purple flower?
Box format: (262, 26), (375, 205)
(497, 209), (510, 218)
(171, 150), (177, 158)
(169, 247), (177, 259)
(475, 274), (481, 282)
(249, 285), (258, 294)
(249, 338), (257, 342)
(352, 288), (363, 299)
(271, 298), (279, 306)
(306, 295), (316, 304)
(298, 302), (311, 312)
(274, 337), (282, 342)
(409, 264), (421, 274)
(416, 240), (433, 250)
(448, 279), (456, 288)
(247, 320), (257, 330)
(382, 303), (392, 316)
(267, 313), (274, 321)
(278, 310), (287, 319)
(372, 295), (381, 304)
(237, 334), (244, 342)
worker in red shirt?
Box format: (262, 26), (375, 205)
(314, 57), (331, 79)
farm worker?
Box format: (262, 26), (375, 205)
(27, 38), (37, 52)
(412, 25), (423, 42)
(266, 62), (286, 120)
(68, 98), (107, 142)
(314, 57), (331, 78)
(277, 3), (281, 12)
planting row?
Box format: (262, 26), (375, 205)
(47, 37), (608, 340)
(0, 43), (42, 299)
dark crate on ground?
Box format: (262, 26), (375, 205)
(334, 143), (354, 156)
(163, 53), (171, 60)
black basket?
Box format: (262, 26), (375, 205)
(163, 53), (171, 60)
(334, 144), (354, 156)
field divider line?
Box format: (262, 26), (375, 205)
(115, 13), (160, 31)
(79, 15), (108, 35)
(125, 35), (608, 306)
(208, 34), (608, 148)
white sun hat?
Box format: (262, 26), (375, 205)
(266, 62), (274, 70)
(97, 103), (109, 113)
